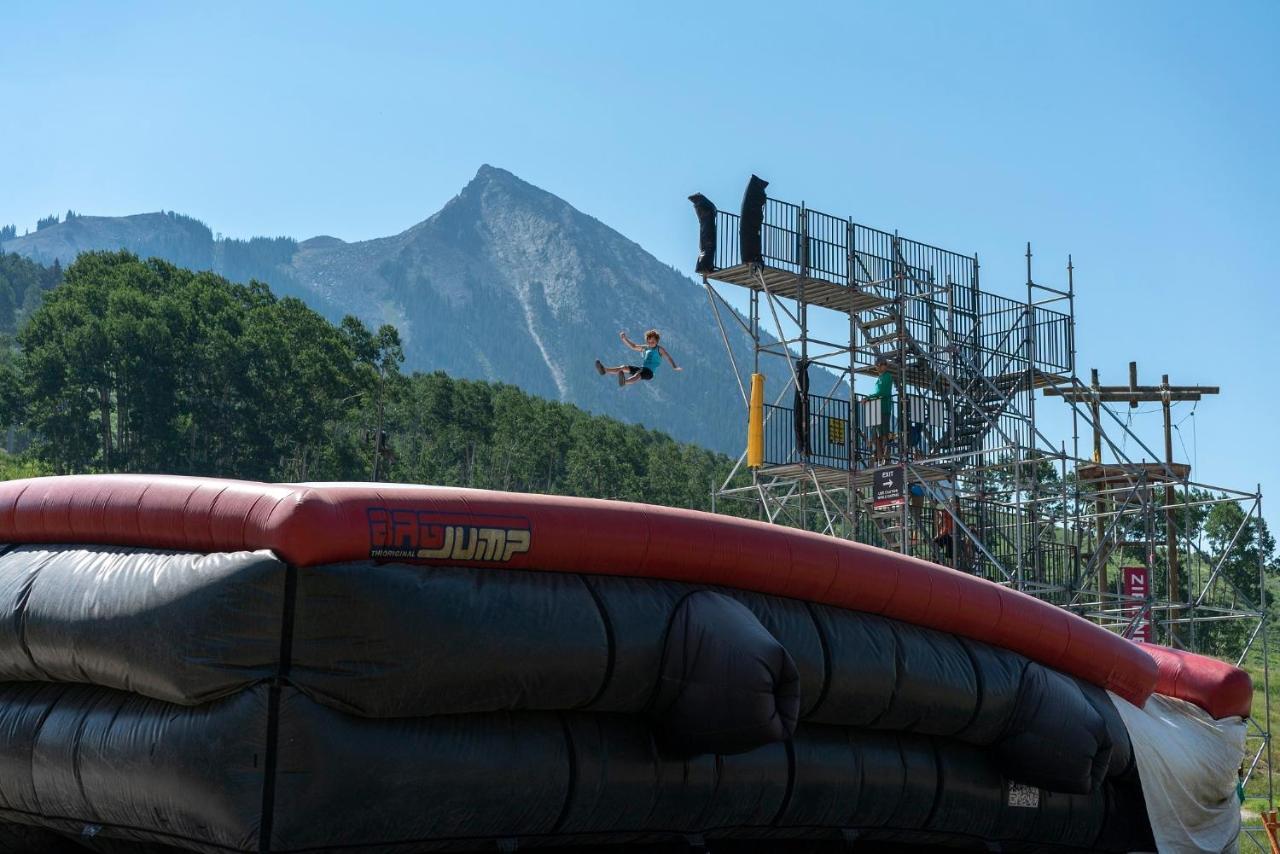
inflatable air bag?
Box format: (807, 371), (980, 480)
(995, 663), (1112, 794)
(650, 592), (800, 755)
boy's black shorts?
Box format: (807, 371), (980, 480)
(625, 366), (654, 380)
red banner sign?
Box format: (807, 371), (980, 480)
(1122, 566), (1153, 643)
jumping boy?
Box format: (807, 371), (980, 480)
(596, 329), (681, 387)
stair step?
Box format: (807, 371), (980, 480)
(860, 314), (899, 332)
(866, 331), (902, 346)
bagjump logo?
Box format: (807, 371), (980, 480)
(366, 508), (532, 563)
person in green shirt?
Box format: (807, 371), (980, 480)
(868, 356), (894, 464)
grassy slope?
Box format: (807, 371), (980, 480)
(1242, 645), (1278, 802)
(1239, 580), (1278, 849)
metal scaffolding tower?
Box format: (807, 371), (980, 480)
(696, 184), (1272, 818)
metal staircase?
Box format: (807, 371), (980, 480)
(853, 306), (1022, 461)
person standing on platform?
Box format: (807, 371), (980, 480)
(868, 356), (894, 464)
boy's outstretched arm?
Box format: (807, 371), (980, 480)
(620, 330), (642, 351)
(660, 346), (682, 371)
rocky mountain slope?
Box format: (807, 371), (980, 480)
(3, 166), (825, 455)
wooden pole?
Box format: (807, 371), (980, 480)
(1045, 366), (1219, 636)
(1261, 808), (1280, 854)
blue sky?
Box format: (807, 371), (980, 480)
(3, 1), (1278, 524)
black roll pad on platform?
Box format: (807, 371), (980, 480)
(739, 175), (768, 265)
(689, 193), (717, 274)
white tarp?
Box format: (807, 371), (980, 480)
(1109, 691), (1247, 854)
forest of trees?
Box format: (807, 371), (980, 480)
(0, 252), (62, 334)
(0, 250), (737, 512)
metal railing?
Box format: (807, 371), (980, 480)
(709, 195), (1071, 377)
(762, 394), (861, 470)
(715, 203), (852, 285)
(978, 291), (1072, 377)
(761, 392), (965, 470)
(712, 209), (742, 272)
(711, 203), (978, 299)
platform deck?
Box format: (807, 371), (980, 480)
(708, 263), (891, 314)
(758, 461), (955, 490)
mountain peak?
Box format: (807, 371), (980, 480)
(461, 164), (557, 205)
(473, 163), (519, 184)
(417, 165), (576, 239)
